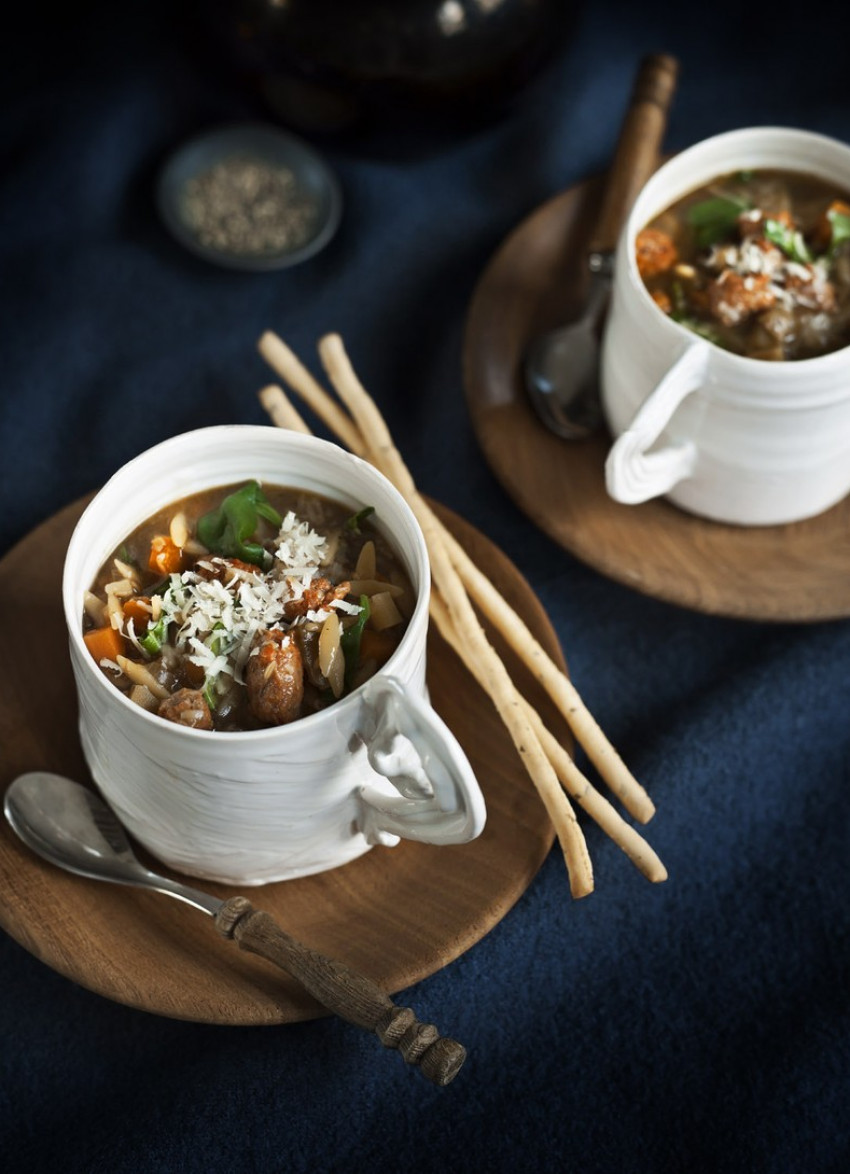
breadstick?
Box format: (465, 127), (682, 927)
(430, 592), (665, 882)
(318, 333), (594, 897)
(258, 331), (367, 457)
(258, 385), (312, 435)
(301, 331), (652, 822)
(260, 377), (664, 883)
(257, 332), (660, 890)
(439, 526), (655, 824)
(429, 591), (594, 896)
(519, 703), (667, 882)
(262, 367), (650, 820)
(260, 380), (600, 887)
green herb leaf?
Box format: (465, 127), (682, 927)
(255, 499), (283, 527)
(670, 280), (689, 319)
(208, 620), (227, 657)
(345, 506), (375, 534)
(196, 481), (282, 569)
(764, 218), (812, 264)
(671, 316), (726, 348)
(669, 280), (721, 344)
(203, 676), (218, 712)
(147, 574), (172, 597)
(139, 614), (170, 655)
(828, 209), (850, 255)
(687, 195), (750, 248)
(340, 595), (371, 688)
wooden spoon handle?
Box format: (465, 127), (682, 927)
(586, 53), (679, 257)
(215, 896), (466, 1086)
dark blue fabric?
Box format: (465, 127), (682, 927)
(2, 4), (849, 1172)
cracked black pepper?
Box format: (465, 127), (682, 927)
(181, 154), (316, 257)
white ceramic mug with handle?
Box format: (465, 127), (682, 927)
(62, 425), (486, 885)
(601, 126), (850, 526)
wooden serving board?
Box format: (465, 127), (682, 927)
(463, 175), (850, 623)
(0, 497), (560, 1025)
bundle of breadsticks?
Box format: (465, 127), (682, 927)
(256, 330), (666, 898)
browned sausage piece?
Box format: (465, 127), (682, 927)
(245, 629), (305, 725)
(707, 271), (777, 326)
(157, 688), (214, 730)
(283, 578), (350, 621)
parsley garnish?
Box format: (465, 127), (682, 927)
(345, 506), (375, 534)
(764, 218), (812, 264)
(340, 595), (371, 688)
(828, 208), (850, 256)
(139, 613), (170, 655)
(687, 195), (751, 248)
(196, 481), (282, 569)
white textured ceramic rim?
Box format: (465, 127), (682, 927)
(62, 425), (431, 740)
(626, 125), (850, 376)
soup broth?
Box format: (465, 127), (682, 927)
(82, 482), (414, 731)
(636, 169), (850, 360)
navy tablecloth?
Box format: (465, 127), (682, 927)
(2, 3), (849, 1172)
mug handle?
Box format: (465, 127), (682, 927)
(605, 341), (710, 504)
(354, 677), (487, 848)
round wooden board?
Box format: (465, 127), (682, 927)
(0, 497), (560, 1025)
(463, 175), (850, 623)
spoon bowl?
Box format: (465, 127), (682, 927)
(4, 772), (221, 914)
(524, 268), (608, 439)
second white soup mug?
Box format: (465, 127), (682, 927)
(601, 126), (850, 526)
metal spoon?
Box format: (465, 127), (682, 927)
(525, 53), (679, 440)
(4, 771), (466, 1086)
(524, 251), (613, 438)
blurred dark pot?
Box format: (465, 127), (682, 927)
(208, 0), (580, 134)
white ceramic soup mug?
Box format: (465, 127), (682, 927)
(601, 126), (850, 525)
(62, 425), (486, 885)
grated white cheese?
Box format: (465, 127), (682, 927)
(275, 511), (328, 580)
(123, 617), (146, 656)
(124, 511), (362, 695)
(331, 597), (364, 616)
(707, 218), (835, 318)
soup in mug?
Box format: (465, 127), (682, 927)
(636, 169), (850, 360)
(82, 481), (413, 731)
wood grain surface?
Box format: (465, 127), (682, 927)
(0, 497), (560, 1025)
(463, 176), (850, 623)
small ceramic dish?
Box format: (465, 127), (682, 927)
(601, 126), (850, 526)
(156, 123), (342, 271)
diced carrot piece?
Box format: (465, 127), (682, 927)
(635, 228), (678, 278)
(84, 625), (125, 663)
(650, 288), (672, 315)
(148, 535), (183, 575)
(707, 271), (776, 327)
(122, 597), (151, 629)
(360, 628), (397, 665)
